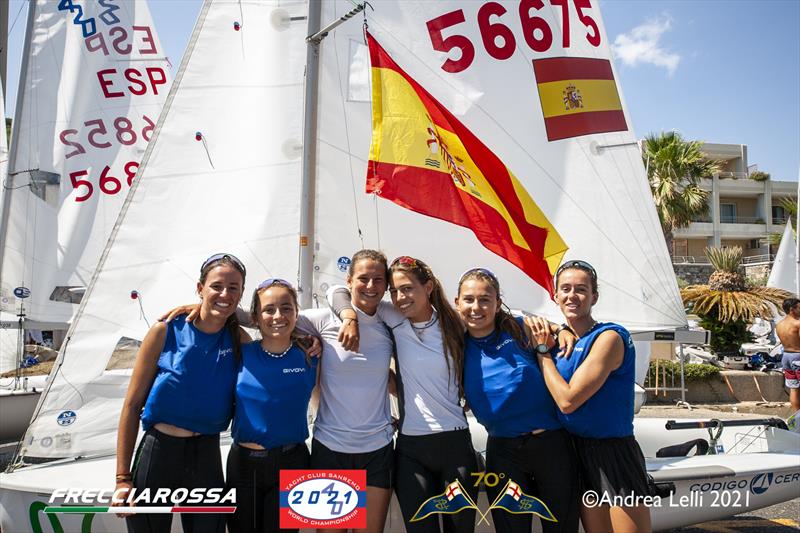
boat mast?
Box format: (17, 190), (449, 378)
(298, 0), (322, 308)
(796, 172), (799, 294)
(0, 1), (35, 282)
(299, 1), (367, 307)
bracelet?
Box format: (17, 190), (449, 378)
(116, 473), (132, 481)
(555, 324), (575, 336)
(342, 317), (358, 324)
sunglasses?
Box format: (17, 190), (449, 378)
(555, 260), (597, 281)
(201, 253), (246, 276)
(257, 278), (294, 290)
(458, 267), (498, 284)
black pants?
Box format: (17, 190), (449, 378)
(126, 428), (225, 533)
(486, 429), (579, 533)
(395, 429), (480, 533)
(226, 442), (310, 533)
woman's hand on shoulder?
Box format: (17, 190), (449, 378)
(555, 325), (577, 358)
(158, 303), (200, 323)
(297, 334), (323, 357)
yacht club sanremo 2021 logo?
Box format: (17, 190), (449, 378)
(280, 470), (367, 529)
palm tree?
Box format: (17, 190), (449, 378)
(681, 246), (793, 355)
(642, 131), (720, 256)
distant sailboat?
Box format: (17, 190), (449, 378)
(0, 0), (170, 373)
(767, 220), (798, 294)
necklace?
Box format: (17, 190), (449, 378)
(262, 343), (292, 358)
(412, 315), (439, 332)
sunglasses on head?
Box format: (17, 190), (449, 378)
(201, 253), (246, 276)
(257, 278), (294, 290)
(555, 260), (597, 281)
(391, 255), (424, 269)
(458, 267), (498, 284)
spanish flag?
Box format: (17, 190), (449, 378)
(533, 57), (627, 141)
(366, 33), (567, 295)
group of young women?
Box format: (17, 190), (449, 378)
(114, 250), (653, 533)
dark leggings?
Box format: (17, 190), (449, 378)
(126, 428), (225, 533)
(225, 442), (310, 533)
(395, 429), (480, 533)
(486, 429), (579, 533)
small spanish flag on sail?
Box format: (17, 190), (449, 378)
(366, 33), (567, 295)
(533, 57), (627, 141)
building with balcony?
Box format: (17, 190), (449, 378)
(670, 142), (797, 269)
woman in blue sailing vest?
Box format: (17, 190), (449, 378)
(528, 260), (652, 533)
(226, 278), (319, 533)
(454, 268), (580, 533)
(330, 255), (480, 533)
(114, 253), (249, 533)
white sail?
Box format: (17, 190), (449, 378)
(0, 0), (170, 372)
(0, 81), (15, 366)
(21, 0), (686, 461)
(21, 0), (308, 459)
(313, 1), (685, 329)
(767, 220), (798, 294)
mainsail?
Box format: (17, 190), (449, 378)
(0, 0), (170, 372)
(19, 0), (687, 461)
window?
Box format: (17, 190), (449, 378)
(672, 239), (688, 257)
(772, 205), (786, 224)
(748, 239), (760, 249)
(720, 203), (737, 223)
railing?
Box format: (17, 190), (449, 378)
(717, 171), (750, 179)
(689, 215), (712, 223)
(742, 254), (775, 264)
(672, 255), (711, 265)
(720, 215), (765, 224)
(773, 217), (788, 225)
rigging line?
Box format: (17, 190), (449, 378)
(373, 192), (381, 250)
(7, 0), (26, 37)
(331, 24), (365, 248)
(574, 139), (686, 322)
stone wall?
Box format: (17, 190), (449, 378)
(673, 264), (714, 285)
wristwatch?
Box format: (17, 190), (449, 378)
(535, 343), (550, 354)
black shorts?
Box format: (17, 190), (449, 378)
(310, 438), (394, 489)
(573, 435), (650, 500)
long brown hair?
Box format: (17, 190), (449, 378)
(199, 254), (246, 360)
(457, 268), (532, 353)
(390, 257), (466, 398)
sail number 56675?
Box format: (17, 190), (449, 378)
(70, 162), (139, 202)
(427, 0), (600, 73)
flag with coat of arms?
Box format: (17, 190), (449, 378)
(410, 480), (478, 522)
(489, 480), (557, 522)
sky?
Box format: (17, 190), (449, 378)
(4, 0), (799, 182)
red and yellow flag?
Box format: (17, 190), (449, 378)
(533, 57), (627, 141)
(365, 33), (567, 295)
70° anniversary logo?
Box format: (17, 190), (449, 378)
(280, 470), (367, 529)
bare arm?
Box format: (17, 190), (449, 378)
(113, 322), (167, 511)
(326, 286), (360, 351)
(538, 330), (623, 414)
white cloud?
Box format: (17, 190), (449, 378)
(611, 15), (681, 76)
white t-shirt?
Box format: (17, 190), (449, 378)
(299, 308), (394, 453)
(377, 303), (468, 435)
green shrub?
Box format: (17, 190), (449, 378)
(647, 361), (720, 383)
(749, 170), (770, 182)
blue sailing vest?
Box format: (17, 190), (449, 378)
(141, 316), (237, 434)
(232, 342), (318, 449)
(463, 318), (561, 437)
(555, 322), (636, 438)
